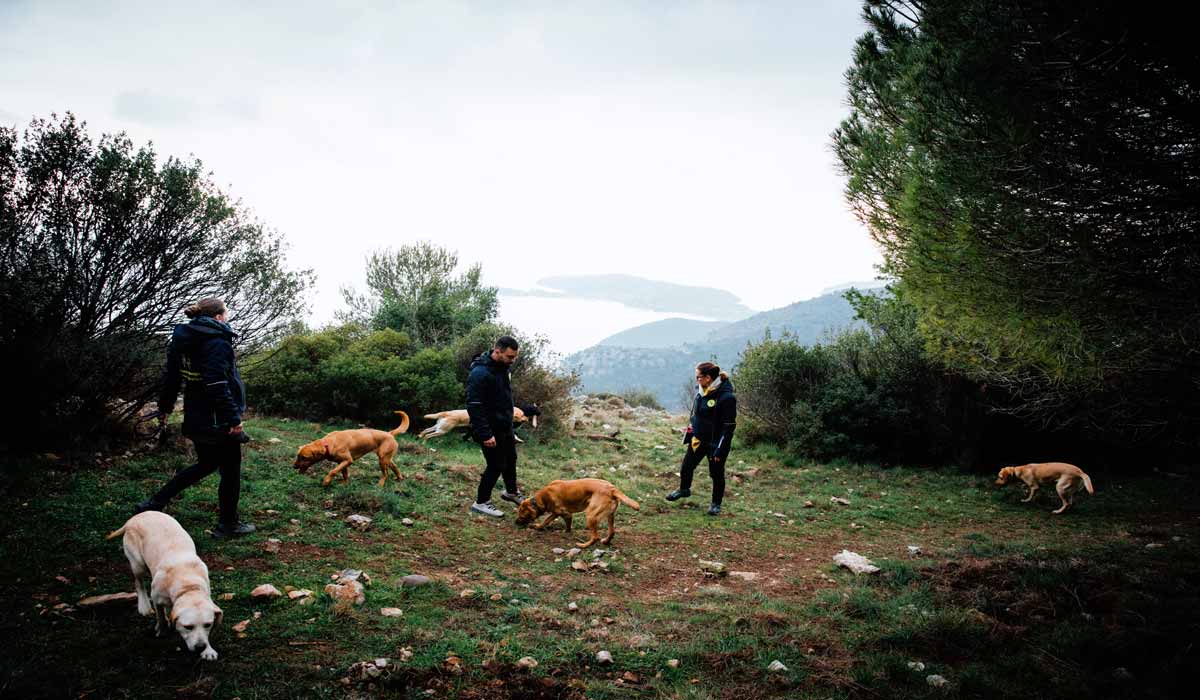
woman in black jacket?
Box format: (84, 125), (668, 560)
(666, 362), (737, 515)
(133, 298), (255, 539)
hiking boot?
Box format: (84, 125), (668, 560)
(470, 501), (505, 517)
(665, 489), (691, 502)
(500, 490), (525, 505)
(707, 503), (722, 516)
(132, 499), (164, 515)
(211, 521), (256, 539)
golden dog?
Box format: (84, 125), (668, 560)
(996, 462), (1095, 514)
(417, 404), (540, 441)
(516, 478), (640, 548)
(293, 411), (410, 487)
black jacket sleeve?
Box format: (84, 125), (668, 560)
(466, 368), (493, 441)
(200, 337), (242, 427)
(712, 394), (737, 460)
(157, 337), (182, 415)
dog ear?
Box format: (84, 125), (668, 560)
(213, 605), (223, 626)
(169, 607), (180, 626)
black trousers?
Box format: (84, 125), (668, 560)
(153, 440), (243, 525)
(679, 442), (726, 505)
(475, 432), (518, 504)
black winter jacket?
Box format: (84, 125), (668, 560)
(158, 317), (246, 444)
(688, 377), (737, 460)
(466, 352), (514, 441)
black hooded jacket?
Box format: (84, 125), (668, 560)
(688, 377), (737, 460)
(466, 351), (514, 441)
(157, 317), (246, 443)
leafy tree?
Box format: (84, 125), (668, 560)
(340, 242), (498, 347)
(0, 114), (310, 446)
(833, 1), (1200, 449)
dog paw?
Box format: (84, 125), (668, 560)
(200, 647), (218, 661)
(138, 603), (153, 617)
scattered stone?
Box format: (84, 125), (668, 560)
(596, 650), (614, 664)
(325, 580), (365, 606)
(699, 560), (727, 577)
(767, 660), (788, 673)
(380, 607), (403, 617)
(566, 547), (582, 557)
(251, 584), (282, 600)
(833, 549), (880, 574)
(289, 519), (301, 525)
(552, 547), (566, 555)
(77, 592), (138, 608)
(232, 619), (250, 633)
(459, 589), (477, 599)
(489, 593), (503, 601)
(571, 560), (589, 572)
(1145, 543), (1165, 550)
(268, 437), (282, 444)
(908, 661), (926, 672)
(830, 496), (851, 506)
(927, 674), (949, 688)
(345, 514), (373, 531)
(667, 659), (680, 669)
(288, 589), (314, 601)
(907, 545), (922, 557)
(568, 601), (579, 612)
(516, 656), (539, 670)
(622, 671), (640, 684)
(336, 569), (371, 586)
(402, 518), (414, 527)
(803, 500), (814, 508)
(444, 655), (464, 674)
(399, 574), (432, 588)
(397, 647), (414, 662)
(729, 571), (759, 582)
(263, 538), (282, 553)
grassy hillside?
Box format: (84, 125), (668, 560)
(1, 405), (1196, 699)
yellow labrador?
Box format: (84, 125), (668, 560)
(996, 462), (1095, 514)
(108, 511), (223, 660)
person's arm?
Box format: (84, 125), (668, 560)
(200, 338), (242, 431)
(157, 337), (182, 420)
(466, 368), (494, 443)
(711, 394), (737, 461)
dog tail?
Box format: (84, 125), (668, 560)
(106, 525), (127, 541)
(1081, 472), (1094, 494)
(613, 488), (640, 511)
(390, 411), (410, 435)
(423, 412), (444, 420)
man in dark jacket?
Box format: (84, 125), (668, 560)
(666, 362), (737, 516)
(467, 335), (522, 517)
(133, 298), (255, 538)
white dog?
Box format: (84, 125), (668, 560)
(108, 511), (223, 660)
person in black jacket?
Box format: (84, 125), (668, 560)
(133, 298), (256, 539)
(466, 335), (523, 517)
(666, 362), (737, 516)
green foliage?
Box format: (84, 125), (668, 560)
(834, 1), (1200, 450)
(340, 241), (498, 347)
(0, 113), (310, 447)
(618, 388), (663, 410)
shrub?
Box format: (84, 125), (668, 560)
(619, 388), (663, 410)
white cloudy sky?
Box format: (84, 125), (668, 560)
(1, 0), (882, 328)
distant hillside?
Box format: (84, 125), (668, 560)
(504, 274), (754, 321)
(566, 289), (873, 409)
(597, 318), (729, 348)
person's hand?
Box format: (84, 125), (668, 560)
(229, 424), (244, 436)
(483, 436), (497, 448)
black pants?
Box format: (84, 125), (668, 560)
(679, 442), (726, 505)
(153, 440), (243, 525)
(476, 432), (518, 504)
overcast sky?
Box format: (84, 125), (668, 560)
(1, 0), (882, 323)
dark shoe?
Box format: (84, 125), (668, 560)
(211, 521), (256, 539)
(132, 499), (164, 515)
(665, 489), (691, 502)
(707, 503), (722, 516)
(500, 491), (525, 505)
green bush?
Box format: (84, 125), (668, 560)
(619, 388), (663, 410)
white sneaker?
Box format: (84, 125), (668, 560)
(470, 501), (505, 517)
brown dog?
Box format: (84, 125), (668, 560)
(996, 462), (1095, 514)
(417, 404), (540, 441)
(293, 411), (410, 487)
(516, 478), (640, 548)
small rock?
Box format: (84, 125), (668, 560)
(232, 619), (250, 633)
(833, 549), (880, 574)
(289, 518), (301, 525)
(622, 671), (640, 684)
(288, 589), (313, 600)
(324, 580), (365, 606)
(667, 659), (680, 669)
(263, 538), (282, 553)
(516, 656), (538, 670)
(596, 650), (614, 664)
(566, 547), (582, 557)
(698, 560), (727, 576)
(399, 574), (432, 588)
(345, 514), (373, 531)
(767, 660), (788, 673)
(489, 593), (503, 601)
(336, 569), (371, 586)
(908, 661), (926, 672)
(1145, 543), (1165, 550)
(927, 674), (949, 688)
(830, 496), (851, 506)
(459, 589), (477, 599)
(803, 500), (814, 508)
(268, 437), (282, 444)
(729, 571), (759, 582)
(398, 647), (414, 662)
(402, 518), (414, 526)
(567, 601), (579, 612)
(380, 607), (403, 617)
(552, 547), (566, 555)
(907, 545), (922, 556)
(571, 560), (588, 571)
(251, 584), (282, 600)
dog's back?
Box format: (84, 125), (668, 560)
(110, 511), (200, 573)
